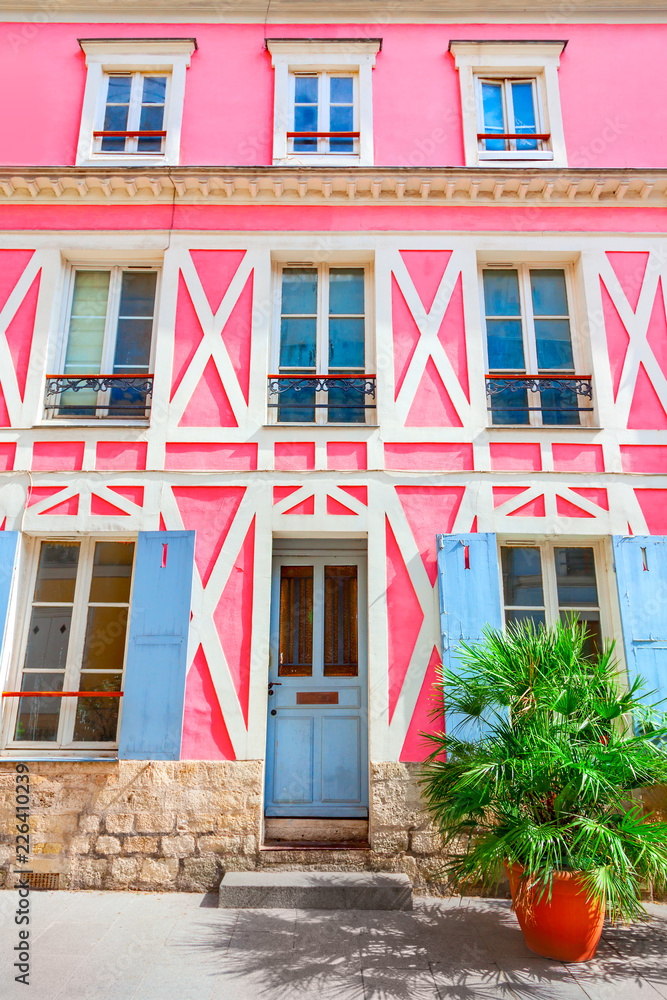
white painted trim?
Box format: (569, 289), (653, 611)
(450, 41), (567, 169)
(2, 168), (664, 205)
(75, 39), (196, 167)
(267, 41), (379, 167)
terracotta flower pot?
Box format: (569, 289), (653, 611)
(505, 863), (605, 963)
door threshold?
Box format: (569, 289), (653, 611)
(261, 841), (371, 852)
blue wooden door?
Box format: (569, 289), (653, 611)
(265, 553), (368, 818)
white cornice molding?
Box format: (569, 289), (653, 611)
(78, 38), (198, 59)
(0, 0), (666, 20)
(265, 38), (382, 56)
(0, 167), (664, 207)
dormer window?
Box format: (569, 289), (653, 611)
(76, 38), (196, 167)
(266, 38), (381, 166)
(449, 40), (567, 168)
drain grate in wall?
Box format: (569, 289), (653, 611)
(21, 873), (59, 890)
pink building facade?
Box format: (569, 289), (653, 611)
(0, 0), (666, 890)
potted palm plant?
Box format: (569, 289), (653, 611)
(420, 618), (667, 962)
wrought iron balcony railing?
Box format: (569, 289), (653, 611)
(485, 374), (593, 425)
(44, 374), (153, 419)
(267, 374), (376, 423)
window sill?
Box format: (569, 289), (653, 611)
(478, 151), (554, 161)
(486, 423), (601, 431)
(37, 419), (150, 428)
(273, 155), (366, 168)
(76, 156), (174, 169)
(265, 423), (379, 429)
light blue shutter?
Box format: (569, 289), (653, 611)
(436, 533), (503, 736)
(0, 532), (19, 658)
(612, 535), (667, 706)
(119, 530), (195, 760)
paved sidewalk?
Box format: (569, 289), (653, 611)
(1, 889), (666, 999)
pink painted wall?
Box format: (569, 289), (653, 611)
(0, 22), (664, 167)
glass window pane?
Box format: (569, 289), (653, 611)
(534, 320), (574, 371)
(555, 548), (599, 607)
(107, 75), (131, 103)
(481, 81), (505, 150)
(64, 271), (110, 375)
(330, 77), (353, 103)
(486, 320), (525, 370)
(502, 547), (544, 606)
(294, 105), (318, 133)
(82, 607), (129, 672)
(505, 609), (546, 629)
(483, 270), (521, 316)
(102, 104), (130, 133)
(530, 269), (568, 316)
(73, 672), (122, 742)
(138, 105), (165, 132)
(294, 76), (318, 103)
(277, 382), (315, 423)
(279, 567), (313, 676)
(540, 385), (580, 426)
(89, 542), (134, 603)
(330, 105), (353, 132)
(560, 609), (601, 659)
(329, 318), (365, 369)
(33, 542), (80, 603)
(113, 271), (156, 371)
(142, 75), (166, 104)
(279, 318), (317, 369)
(15, 672), (64, 742)
(489, 383), (529, 424)
(327, 377), (367, 423)
(329, 268), (364, 315)
(281, 269), (318, 314)
(324, 566), (358, 676)
(22, 607), (72, 672)
(511, 81), (536, 129)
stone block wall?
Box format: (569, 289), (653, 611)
(0, 759), (451, 892)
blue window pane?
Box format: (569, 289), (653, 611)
(139, 105), (165, 132)
(107, 76), (131, 102)
(294, 105), (318, 133)
(281, 269), (318, 314)
(530, 269), (568, 316)
(483, 270), (521, 316)
(329, 319), (365, 369)
(277, 383), (315, 423)
(481, 81), (505, 151)
(489, 383), (529, 424)
(330, 104), (353, 130)
(511, 81), (537, 150)
(502, 547), (544, 606)
(505, 609), (546, 629)
(555, 547), (598, 607)
(330, 77), (353, 103)
(535, 320), (574, 370)
(142, 76), (166, 104)
(279, 318), (317, 368)
(540, 386), (580, 425)
(329, 268), (364, 315)
(101, 103), (129, 151)
(328, 380), (366, 423)
(486, 320), (525, 370)
(295, 76), (318, 103)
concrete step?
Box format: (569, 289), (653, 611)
(218, 871), (413, 910)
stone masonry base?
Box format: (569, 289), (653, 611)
(0, 761), (451, 892)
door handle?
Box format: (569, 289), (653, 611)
(268, 682), (282, 696)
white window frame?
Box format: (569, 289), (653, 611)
(450, 40), (567, 168)
(269, 259), (374, 426)
(475, 76), (550, 158)
(479, 261), (591, 428)
(266, 38), (381, 167)
(289, 71), (359, 158)
(46, 261), (161, 424)
(76, 38), (196, 167)
(498, 539), (611, 642)
(1, 536), (136, 753)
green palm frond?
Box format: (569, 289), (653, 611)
(419, 618), (667, 923)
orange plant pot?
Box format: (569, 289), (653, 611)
(505, 863), (605, 963)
